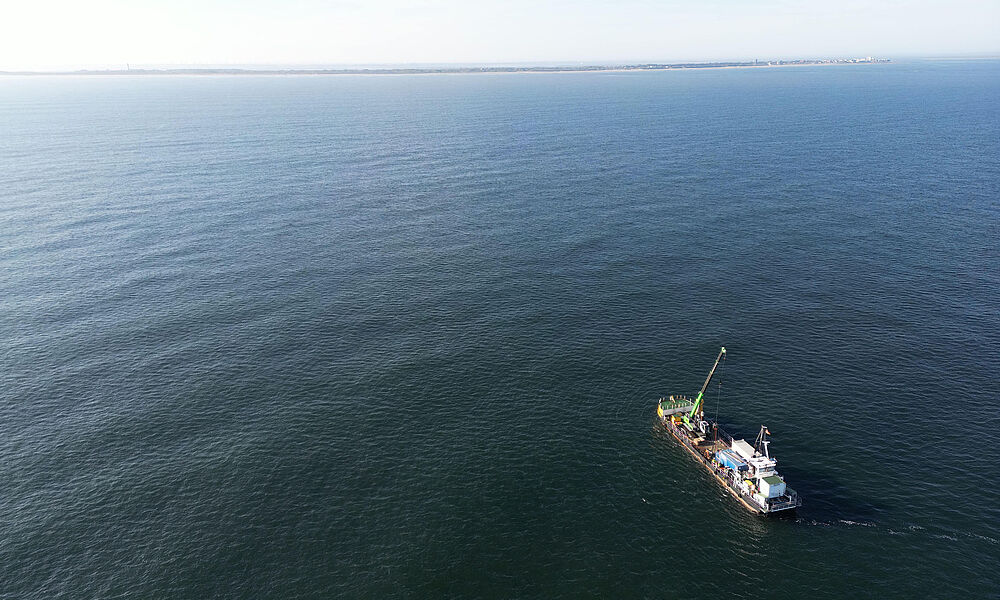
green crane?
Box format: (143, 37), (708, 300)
(682, 346), (726, 431)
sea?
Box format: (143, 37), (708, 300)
(1, 60), (998, 598)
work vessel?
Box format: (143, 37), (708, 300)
(657, 347), (801, 514)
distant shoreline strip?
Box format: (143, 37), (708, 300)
(0, 59), (890, 76)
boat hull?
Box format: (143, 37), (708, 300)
(659, 415), (800, 515)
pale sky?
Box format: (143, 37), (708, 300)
(1, 0), (997, 70)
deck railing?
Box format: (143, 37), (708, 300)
(768, 488), (801, 511)
(714, 427), (735, 447)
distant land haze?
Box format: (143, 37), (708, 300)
(0, 57), (890, 76)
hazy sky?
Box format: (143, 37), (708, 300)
(2, 0), (997, 70)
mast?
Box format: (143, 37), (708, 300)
(683, 346), (726, 429)
(755, 425), (771, 459)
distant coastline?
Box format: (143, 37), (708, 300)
(0, 57), (890, 76)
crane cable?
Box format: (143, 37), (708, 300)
(713, 351), (726, 425)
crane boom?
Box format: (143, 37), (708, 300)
(683, 346), (726, 429)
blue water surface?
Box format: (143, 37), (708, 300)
(1, 60), (998, 598)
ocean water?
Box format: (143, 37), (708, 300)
(1, 60), (998, 598)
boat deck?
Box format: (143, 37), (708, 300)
(662, 417), (799, 515)
(694, 439), (727, 454)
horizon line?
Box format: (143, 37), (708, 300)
(5, 51), (1000, 73)
(0, 57), (898, 77)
